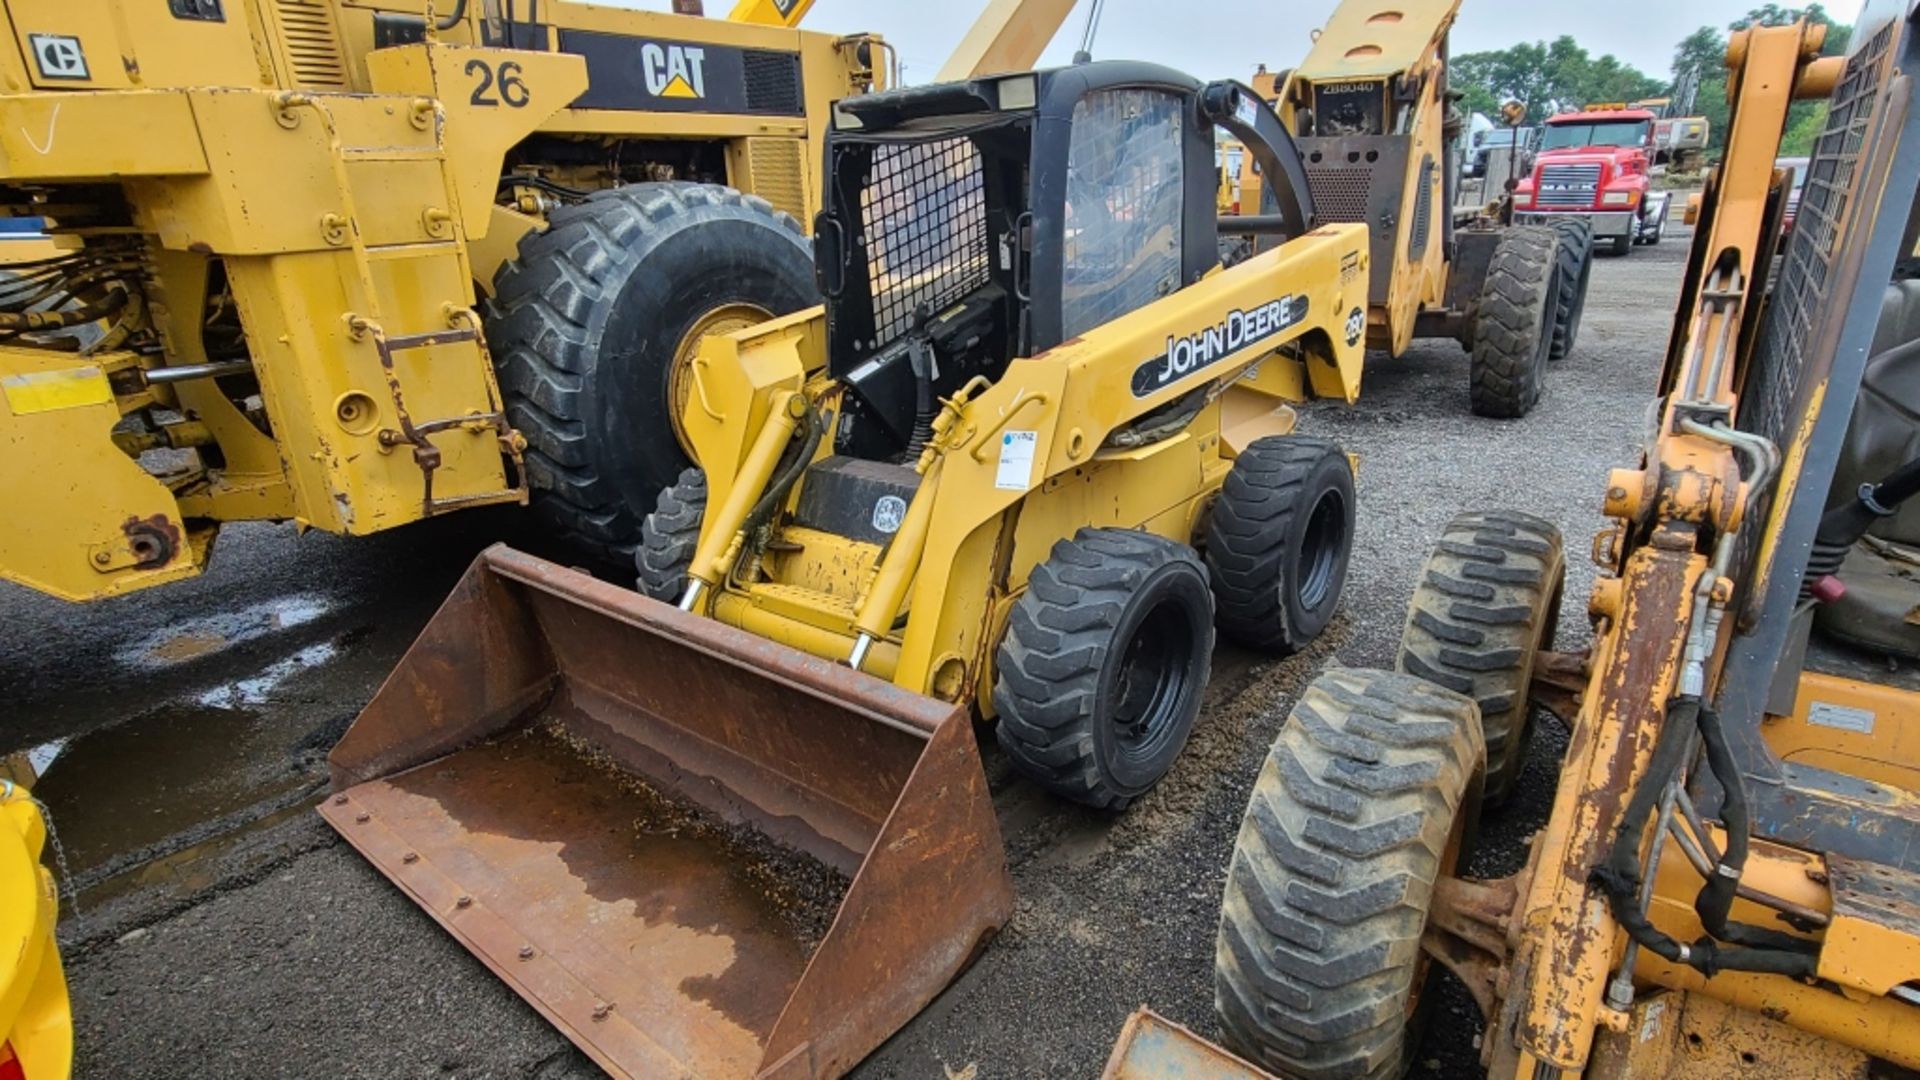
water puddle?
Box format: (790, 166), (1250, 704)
(114, 593), (333, 671)
(29, 703), (318, 893)
(26, 737), (66, 776)
(196, 642), (339, 708)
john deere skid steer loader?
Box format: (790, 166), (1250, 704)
(324, 63), (1373, 1078)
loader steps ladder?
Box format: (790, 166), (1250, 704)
(276, 91), (528, 517)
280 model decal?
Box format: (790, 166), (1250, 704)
(1130, 296), (1308, 397)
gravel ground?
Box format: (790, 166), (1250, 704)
(5, 230), (1690, 1079)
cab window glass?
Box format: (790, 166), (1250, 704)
(1062, 89), (1184, 338)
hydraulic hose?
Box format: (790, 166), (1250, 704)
(732, 402), (824, 582)
(434, 0), (467, 31)
(1691, 703), (1819, 953)
(1591, 697), (1819, 979)
(0, 287), (125, 330)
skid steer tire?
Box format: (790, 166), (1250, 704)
(1214, 669), (1483, 1080)
(636, 467), (706, 602)
(1204, 436), (1356, 654)
(1396, 511), (1564, 806)
(488, 183), (814, 563)
(993, 529), (1215, 812)
(1546, 219), (1592, 360)
(1467, 226), (1558, 419)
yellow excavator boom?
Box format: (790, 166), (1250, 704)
(725, 0), (817, 27)
(936, 0), (1082, 81)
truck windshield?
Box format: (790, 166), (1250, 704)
(1541, 120), (1650, 150)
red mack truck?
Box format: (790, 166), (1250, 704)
(1513, 106), (1672, 255)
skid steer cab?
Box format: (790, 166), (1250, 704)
(325, 61), (1371, 1080)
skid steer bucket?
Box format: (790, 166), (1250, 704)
(319, 545), (1012, 1080)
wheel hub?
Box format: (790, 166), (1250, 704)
(667, 303), (773, 458)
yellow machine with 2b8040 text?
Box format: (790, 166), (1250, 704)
(1227, 0), (1597, 420)
(0, 0), (1078, 602)
(319, 63), (1374, 1078)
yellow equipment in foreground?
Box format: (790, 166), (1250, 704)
(0, 0), (1074, 602)
(0, 781), (70, 1080)
(1115, 8), (1920, 1080)
(326, 62), (1372, 1078)
(1232, 0), (1595, 419)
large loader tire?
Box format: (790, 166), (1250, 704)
(994, 529), (1215, 811)
(636, 467), (706, 602)
(1396, 510), (1564, 806)
(488, 183), (815, 562)
(1467, 226), (1558, 419)
(1204, 436), (1356, 654)
(1546, 219), (1592, 360)
(1214, 669), (1483, 1080)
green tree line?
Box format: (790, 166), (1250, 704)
(1451, 4), (1852, 159)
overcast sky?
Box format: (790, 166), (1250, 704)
(645, 0), (1867, 84)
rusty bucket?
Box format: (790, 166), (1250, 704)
(320, 545), (1013, 1080)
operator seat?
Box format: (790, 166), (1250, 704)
(1812, 276), (1920, 657)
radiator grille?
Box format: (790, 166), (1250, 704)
(274, 0), (350, 90)
(859, 137), (990, 346)
(1409, 154), (1434, 260)
(743, 50), (804, 116)
(1535, 163), (1601, 208)
(746, 138), (806, 221)
(1304, 165), (1372, 224)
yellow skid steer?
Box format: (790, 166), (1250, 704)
(325, 62), (1373, 1079)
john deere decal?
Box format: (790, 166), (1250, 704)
(1131, 296), (1308, 397)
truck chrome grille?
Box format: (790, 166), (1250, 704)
(1535, 163), (1601, 208)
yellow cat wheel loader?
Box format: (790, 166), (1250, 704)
(0, 0), (1075, 602)
(1228, 0), (1596, 420)
(1110, 9), (1920, 1080)
(322, 62), (1376, 1078)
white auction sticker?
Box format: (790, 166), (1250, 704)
(995, 430), (1037, 491)
(1807, 700), (1875, 735)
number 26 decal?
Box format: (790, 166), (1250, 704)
(467, 59), (529, 108)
